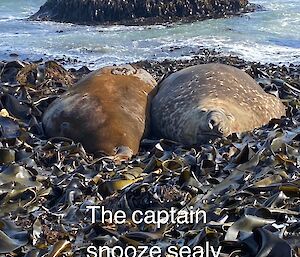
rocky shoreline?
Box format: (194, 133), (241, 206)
(0, 50), (300, 256)
(30, 0), (261, 26)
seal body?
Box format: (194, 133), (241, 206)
(151, 63), (286, 145)
(42, 65), (156, 155)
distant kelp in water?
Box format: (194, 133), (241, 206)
(0, 51), (299, 256)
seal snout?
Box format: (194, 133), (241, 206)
(207, 110), (231, 136)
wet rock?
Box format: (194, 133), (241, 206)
(0, 61), (25, 84)
(9, 53), (19, 58)
(30, 0), (257, 25)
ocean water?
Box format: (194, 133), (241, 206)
(0, 0), (299, 68)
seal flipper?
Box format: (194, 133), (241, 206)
(112, 146), (133, 164)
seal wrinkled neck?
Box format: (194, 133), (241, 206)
(179, 108), (231, 145)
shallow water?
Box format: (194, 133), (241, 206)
(0, 0), (299, 68)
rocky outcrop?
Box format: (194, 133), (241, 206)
(30, 0), (255, 25)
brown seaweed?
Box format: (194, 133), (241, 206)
(0, 52), (299, 256)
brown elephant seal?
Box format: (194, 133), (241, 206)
(151, 63), (286, 145)
(42, 64), (156, 157)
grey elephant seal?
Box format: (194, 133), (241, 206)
(42, 65), (156, 157)
(151, 63), (286, 145)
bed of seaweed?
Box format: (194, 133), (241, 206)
(0, 49), (299, 257)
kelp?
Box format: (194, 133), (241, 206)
(30, 0), (255, 26)
(0, 219), (28, 253)
(0, 51), (299, 256)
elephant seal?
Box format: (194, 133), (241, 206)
(151, 63), (286, 145)
(42, 65), (156, 157)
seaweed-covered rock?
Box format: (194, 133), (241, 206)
(30, 0), (254, 25)
(0, 51), (300, 256)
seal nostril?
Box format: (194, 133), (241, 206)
(208, 119), (216, 130)
(208, 118), (224, 134)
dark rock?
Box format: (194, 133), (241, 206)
(77, 66), (91, 74)
(0, 61), (25, 84)
(9, 53), (19, 57)
(30, 0), (257, 25)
